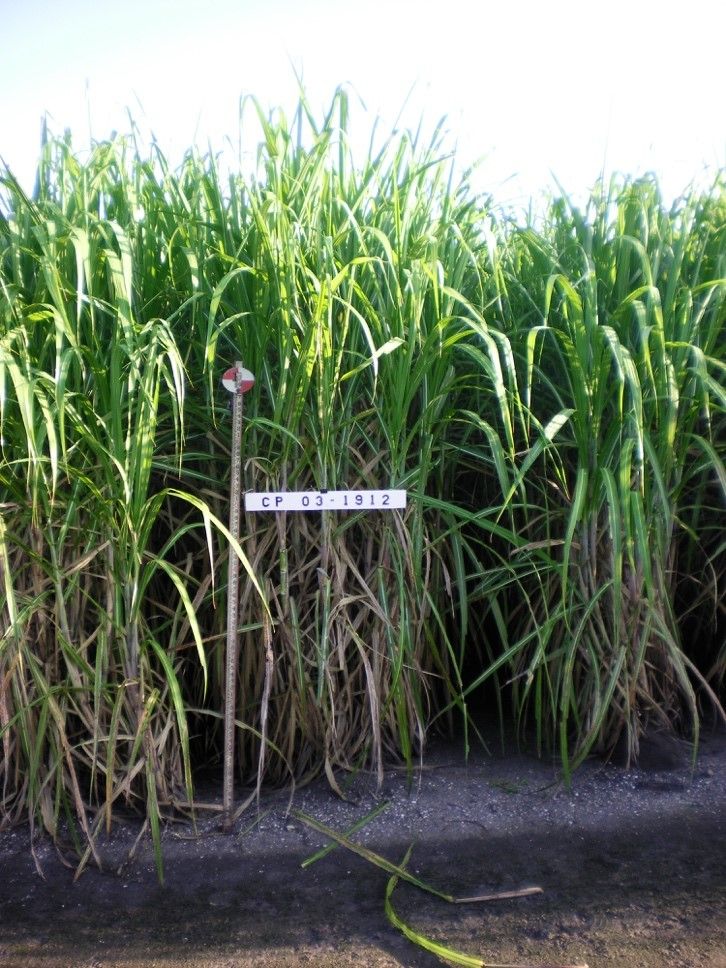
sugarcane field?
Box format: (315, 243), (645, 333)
(1, 72), (725, 968)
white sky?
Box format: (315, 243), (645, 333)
(1, 0), (724, 208)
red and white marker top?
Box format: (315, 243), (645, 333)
(222, 365), (255, 394)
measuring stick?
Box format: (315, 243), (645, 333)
(222, 362), (254, 830)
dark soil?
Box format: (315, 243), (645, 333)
(1, 729), (724, 968)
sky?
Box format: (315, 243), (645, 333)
(1, 0), (725, 208)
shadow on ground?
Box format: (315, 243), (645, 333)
(1, 734), (725, 967)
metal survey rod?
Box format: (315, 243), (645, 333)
(221, 362), (255, 830)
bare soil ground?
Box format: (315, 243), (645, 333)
(1, 728), (724, 968)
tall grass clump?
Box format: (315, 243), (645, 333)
(459, 176), (726, 771)
(0, 92), (724, 872)
(0, 95), (497, 869)
(0, 134), (271, 875)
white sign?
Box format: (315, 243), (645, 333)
(245, 489), (407, 512)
